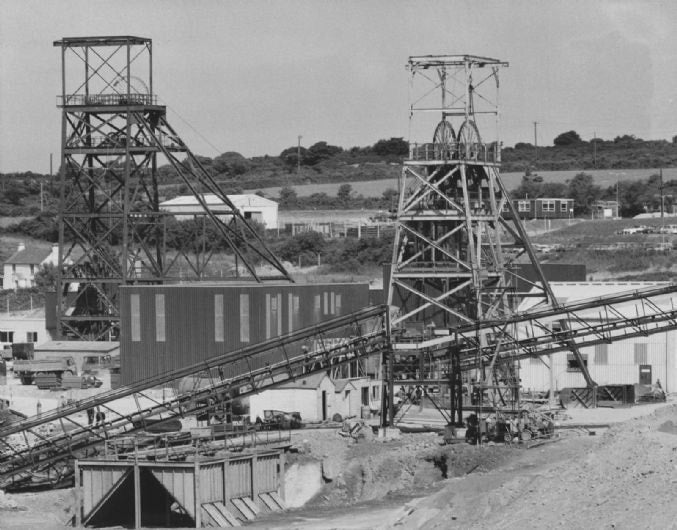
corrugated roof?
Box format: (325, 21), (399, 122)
(4, 247), (52, 265)
(35, 341), (120, 353)
(276, 372), (330, 390)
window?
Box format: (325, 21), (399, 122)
(0, 331), (14, 343)
(314, 294), (321, 321)
(335, 294), (342, 315)
(265, 293), (282, 339)
(372, 385), (380, 400)
(566, 353), (588, 372)
(214, 294), (224, 342)
(323, 292), (329, 315)
(541, 200), (556, 212)
(330, 292), (336, 315)
(594, 344), (608, 365)
(634, 343), (648, 365)
(560, 201), (569, 212)
(26, 332), (38, 343)
(155, 294), (165, 342)
(518, 200), (530, 212)
(240, 294), (250, 343)
(288, 294), (300, 333)
(130, 294), (141, 342)
(30, 264), (35, 275)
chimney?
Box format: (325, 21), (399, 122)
(17, 242), (25, 252)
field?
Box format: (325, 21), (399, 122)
(250, 168), (676, 199)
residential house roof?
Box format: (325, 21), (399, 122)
(4, 247), (52, 265)
(160, 193), (277, 209)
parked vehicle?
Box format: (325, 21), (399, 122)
(13, 357), (78, 385)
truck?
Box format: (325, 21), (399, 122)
(13, 357), (78, 385)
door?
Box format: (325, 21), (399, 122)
(321, 390), (327, 421)
(639, 364), (652, 385)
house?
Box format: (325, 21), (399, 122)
(3, 243), (58, 290)
(248, 372), (381, 423)
(160, 193), (278, 229)
(517, 282), (677, 393)
(510, 198), (574, 220)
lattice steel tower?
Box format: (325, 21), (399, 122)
(386, 56), (592, 425)
(54, 36), (291, 340)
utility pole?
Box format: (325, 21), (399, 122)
(533, 121), (538, 164)
(660, 168), (664, 219)
(297, 135), (302, 177)
(593, 132), (597, 169)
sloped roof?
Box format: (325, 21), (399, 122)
(276, 372), (330, 390)
(160, 193), (277, 208)
(334, 379), (357, 393)
(518, 281), (671, 312)
(5, 247), (52, 265)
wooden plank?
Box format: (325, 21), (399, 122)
(214, 502), (241, 527)
(203, 504), (228, 527)
(231, 498), (256, 521)
(259, 492), (280, 511)
(269, 491), (286, 509)
(242, 496), (260, 515)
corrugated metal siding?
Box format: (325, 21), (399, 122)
(151, 467), (195, 519)
(199, 463), (224, 504)
(256, 454), (279, 493)
(520, 337), (671, 392)
(228, 458), (252, 498)
(120, 283), (369, 384)
(81, 466), (129, 516)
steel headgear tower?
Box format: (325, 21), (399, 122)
(54, 36), (291, 340)
(386, 55), (593, 425)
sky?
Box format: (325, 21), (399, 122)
(1, 0), (676, 173)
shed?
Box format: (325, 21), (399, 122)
(160, 193), (278, 228)
(248, 373), (336, 422)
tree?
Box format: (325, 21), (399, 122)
(278, 186), (298, 208)
(553, 130), (582, 147)
(4, 181), (28, 205)
(279, 146), (308, 168)
(567, 172), (600, 214)
(337, 183), (353, 205)
(373, 137), (408, 156)
(34, 263), (58, 291)
(307, 141), (342, 164)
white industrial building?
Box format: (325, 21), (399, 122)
(517, 282), (677, 393)
(3, 243), (59, 290)
(0, 308), (52, 350)
(160, 194), (278, 229)
(248, 373), (381, 423)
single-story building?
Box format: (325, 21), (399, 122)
(592, 200), (620, 219)
(3, 243), (59, 290)
(160, 193), (278, 229)
(509, 198), (574, 220)
(248, 373), (381, 423)
(0, 308), (52, 350)
(517, 282), (677, 393)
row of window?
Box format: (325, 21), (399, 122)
(517, 200), (571, 213)
(0, 331), (38, 343)
(130, 291), (344, 343)
(531, 343), (653, 370)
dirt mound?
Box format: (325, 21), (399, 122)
(394, 403), (677, 529)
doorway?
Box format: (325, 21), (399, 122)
(639, 364), (652, 385)
(321, 390), (327, 421)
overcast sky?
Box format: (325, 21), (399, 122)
(1, 0), (676, 173)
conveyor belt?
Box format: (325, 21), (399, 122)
(0, 305), (389, 489)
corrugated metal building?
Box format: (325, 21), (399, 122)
(119, 282), (370, 384)
(517, 282), (677, 393)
